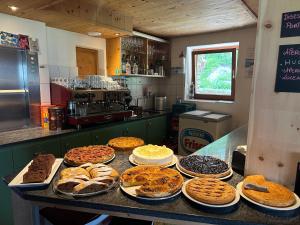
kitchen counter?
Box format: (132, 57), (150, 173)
(0, 111), (169, 147)
(5, 125), (300, 225)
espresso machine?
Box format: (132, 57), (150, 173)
(50, 83), (133, 129)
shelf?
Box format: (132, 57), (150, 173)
(109, 74), (166, 78)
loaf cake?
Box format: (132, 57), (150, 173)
(23, 154), (56, 183)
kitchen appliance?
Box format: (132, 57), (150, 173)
(178, 110), (232, 155)
(50, 83), (132, 129)
(0, 46), (40, 132)
(154, 96), (167, 111)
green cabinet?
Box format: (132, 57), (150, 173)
(0, 147), (14, 225)
(12, 137), (61, 172)
(60, 131), (92, 155)
(146, 116), (167, 144)
(121, 120), (147, 140)
(91, 124), (123, 145)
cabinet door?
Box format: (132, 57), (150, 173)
(60, 131), (92, 155)
(146, 116), (167, 144)
(0, 147), (14, 225)
(123, 120), (147, 141)
(91, 125), (123, 145)
(12, 138), (61, 172)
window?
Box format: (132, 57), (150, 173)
(192, 46), (238, 101)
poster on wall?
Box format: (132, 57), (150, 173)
(274, 44), (300, 92)
(281, 11), (300, 38)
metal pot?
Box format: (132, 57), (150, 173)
(154, 96), (167, 111)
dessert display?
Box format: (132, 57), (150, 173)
(186, 178), (236, 205)
(120, 166), (184, 198)
(177, 155), (231, 178)
(64, 145), (115, 166)
(108, 137), (144, 151)
(55, 163), (119, 196)
(131, 144), (174, 166)
(241, 175), (296, 208)
(23, 154), (56, 183)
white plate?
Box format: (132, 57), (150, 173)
(128, 154), (178, 168)
(120, 184), (182, 201)
(176, 163), (233, 180)
(63, 154), (115, 167)
(236, 182), (300, 211)
(182, 180), (240, 208)
(9, 158), (63, 188)
(53, 179), (119, 197)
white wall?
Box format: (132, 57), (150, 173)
(46, 27), (106, 76)
(164, 26), (257, 128)
(246, 0), (300, 186)
(0, 13), (106, 105)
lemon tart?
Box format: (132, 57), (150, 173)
(132, 144), (174, 165)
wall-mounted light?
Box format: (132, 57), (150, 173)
(8, 5), (18, 12)
(87, 32), (102, 37)
(114, 33), (120, 36)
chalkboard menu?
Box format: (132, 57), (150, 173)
(275, 44), (300, 93)
(281, 11), (300, 38)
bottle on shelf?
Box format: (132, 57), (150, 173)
(125, 57), (131, 75)
(132, 56), (139, 74)
(121, 54), (126, 74)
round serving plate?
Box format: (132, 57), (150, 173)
(63, 154), (116, 167)
(236, 182), (300, 211)
(182, 180), (240, 208)
(128, 154), (178, 168)
(120, 184), (182, 201)
(53, 179), (119, 197)
(176, 162), (233, 180)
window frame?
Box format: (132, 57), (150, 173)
(191, 48), (237, 101)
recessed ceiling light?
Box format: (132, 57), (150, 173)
(115, 33), (120, 36)
(8, 5), (18, 12)
(87, 32), (101, 37)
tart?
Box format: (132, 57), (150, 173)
(55, 163), (119, 195)
(186, 178), (236, 205)
(64, 145), (115, 166)
(242, 175), (296, 207)
(108, 137), (144, 151)
(120, 166), (183, 198)
(132, 145), (174, 166)
(178, 155), (230, 178)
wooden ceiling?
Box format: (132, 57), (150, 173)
(98, 0), (258, 37)
(0, 0), (258, 38)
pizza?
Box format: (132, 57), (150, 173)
(120, 166), (184, 198)
(242, 175), (296, 207)
(186, 178), (236, 205)
(64, 145), (115, 166)
(108, 137), (144, 151)
(178, 155), (230, 178)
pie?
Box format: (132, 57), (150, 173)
(132, 145), (174, 166)
(242, 175), (296, 207)
(56, 163), (119, 195)
(186, 178), (236, 205)
(64, 145), (115, 166)
(178, 155), (230, 178)
(120, 166), (184, 198)
(108, 137), (144, 151)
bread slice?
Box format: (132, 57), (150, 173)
(56, 178), (84, 192)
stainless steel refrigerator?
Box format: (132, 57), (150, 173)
(0, 46), (40, 132)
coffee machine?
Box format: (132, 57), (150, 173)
(50, 83), (133, 129)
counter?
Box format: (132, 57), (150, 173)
(5, 126), (300, 225)
(0, 111), (169, 147)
